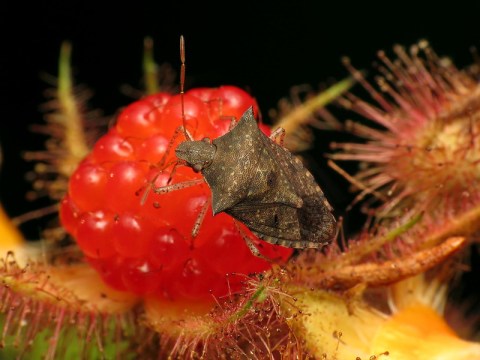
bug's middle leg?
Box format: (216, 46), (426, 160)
(233, 220), (276, 263)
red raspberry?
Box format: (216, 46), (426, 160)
(62, 86), (293, 300)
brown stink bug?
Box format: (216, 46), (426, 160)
(148, 36), (336, 255)
(175, 106), (337, 250)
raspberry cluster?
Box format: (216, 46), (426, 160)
(60, 86), (293, 300)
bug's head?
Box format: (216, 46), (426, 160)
(176, 138), (216, 172)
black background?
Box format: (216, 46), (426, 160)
(1, 1), (479, 232)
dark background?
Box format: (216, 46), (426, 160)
(1, 1), (479, 233)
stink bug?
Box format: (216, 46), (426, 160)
(148, 36), (336, 255)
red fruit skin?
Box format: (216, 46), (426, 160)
(63, 86), (294, 300)
(76, 210), (116, 259)
(121, 258), (163, 295)
(211, 86), (260, 119)
(112, 213), (155, 258)
(195, 213), (251, 274)
(167, 255), (228, 300)
(92, 131), (136, 163)
(68, 163), (108, 211)
(140, 167), (204, 227)
(143, 93), (172, 108)
(59, 194), (81, 236)
(87, 256), (127, 291)
(147, 227), (191, 271)
(185, 87), (214, 99)
(159, 94), (212, 139)
(116, 100), (162, 138)
(104, 161), (148, 213)
(137, 134), (169, 164)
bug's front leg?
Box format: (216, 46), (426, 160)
(152, 178), (205, 194)
(141, 176), (205, 205)
(158, 125), (195, 167)
(141, 169), (209, 239)
(191, 197), (211, 238)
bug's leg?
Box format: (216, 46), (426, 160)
(158, 125), (194, 167)
(191, 197), (211, 238)
(269, 127), (286, 146)
(216, 115), (239, 131)
(166, 161), (184, 185)
(233, 220), (273, 263)
(227, 116), (238, 130)
(141, 177), (205, 205)
(140, 168), (205, 205)
(216, 115), (238, 131)
(242, 234), (265, 259)
(152, 178), (204, 194)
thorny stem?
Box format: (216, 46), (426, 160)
(229, 284), (267, 322)
(275, 77), (354, 134)
(330, 212), (423, 269)
(1, 270), (72, 306)
(143, 37), (160, 95)
(423, 202), (480, 249)
(11, 203), (59, 226)
(313, 236), (466, 289)
(294, 203), (480, 289)
(57, 41), (89, 175)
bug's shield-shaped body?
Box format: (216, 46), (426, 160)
(177, 107), (336, 249)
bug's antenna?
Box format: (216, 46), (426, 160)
(180, 35), (192, 140)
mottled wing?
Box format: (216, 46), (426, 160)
(207, 107), (335, 248)
(255, 133), (337, 246)
(226, 201), (309, 248)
